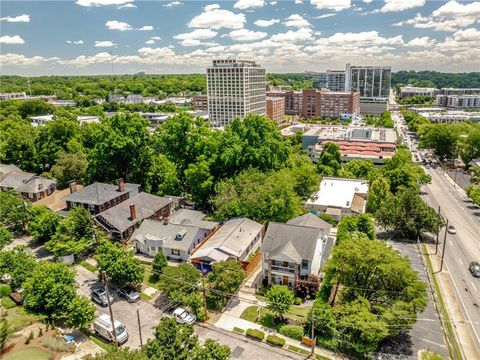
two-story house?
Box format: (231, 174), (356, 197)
(0, 169), (57, 201)
(261, 213), (332, 287)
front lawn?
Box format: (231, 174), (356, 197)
(3, 348), (52, 360)
(240, 305), (310, 329)
(142, 264), (160, 289)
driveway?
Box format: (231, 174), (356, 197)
(75, 265), (163, 349)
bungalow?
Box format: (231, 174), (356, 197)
(0, 170), (56, 201)
(63, 179), (140, 214)
(262, 213), (332, 287)
(189, 217), (264, 265)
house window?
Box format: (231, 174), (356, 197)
(149, 246), (157, 254)
(301, 259), (309, 269)
(171, 249), (180, 256)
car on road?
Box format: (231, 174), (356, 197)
(117, 286), (141, 303)
(91, 287), (115, 307)
(173, 307), (197, 324)
(469, 262), (480, 278)
(447, 224), (456, 234)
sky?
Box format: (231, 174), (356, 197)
(0, 0), (479, 75)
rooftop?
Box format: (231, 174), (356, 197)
(169, 209), (218, 231)
(64, 181), (140, 205)
(306, 177), (369, 209)
(287, 213), (332, 233)
(304, 125), (397, 143)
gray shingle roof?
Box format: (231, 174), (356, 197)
(64, 182), (140, 205)
(169, 209), (218, 231)
(95, 193), (172, 233)
(15, 176), (56, 193)
(0, 172), (36, 189)
(287, 213), (332, 233)
(0, 164), (21, 176)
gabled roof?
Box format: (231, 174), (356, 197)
(287, 213), (332, 233)
(95, 193), (172, 233)
(0, 171), (36, 189)
(261, 222), (324, 263)
(0, 164), (21, 176)
(64, 182), (140, 205)
(15, 176), (56, 194)
(169, 209), (218, 231)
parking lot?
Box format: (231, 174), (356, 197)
(75, 265), (163, 349)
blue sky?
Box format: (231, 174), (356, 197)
(1, 0), (479, 75)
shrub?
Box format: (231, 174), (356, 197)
(294, 297), (302, 305)
(1, 297), (16, 309)
(266, 334), (286, 347)
(0, 285), (12, 297)
(42, 336), (75, 352)
(233, 327), (244, 334)
(279, 325), (304, 340)
(246, 328), (265, 341)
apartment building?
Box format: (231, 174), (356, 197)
(436, 94), (480, 109)
(267, 90), (302, 115)
(192, 95), (208, 111)
(207, 59), (266, 128)
(345, 64), (391, 99)
(313, 70), (346, 91)
(399, 86), (439, 99)
(266, 96), (285, 124)
(301, 89), (360, 119)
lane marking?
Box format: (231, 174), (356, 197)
(472, 282), (478, 293)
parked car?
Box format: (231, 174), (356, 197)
(91, 287), (115, 307)
(173, 307), (197, 324)
(117, 286), (141, 303)
(94, 314), (128, 344)
(447, 224), (456, 234)
(469, 262), (480, 278)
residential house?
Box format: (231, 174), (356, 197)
(306, 177), (369, 220)
(0, 169), (57, 201)
(95, 193), (173, 240)
(131, 210), (218, 261)
(63, 179), (140, 214)
(189, 217), (264, 266)
(261, 213), (332, 287)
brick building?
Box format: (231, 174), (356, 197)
(266, 96), (285, 124)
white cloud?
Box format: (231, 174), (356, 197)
(0, 14), (30, 22)
(270, 28), (314, 43)
(0, 35), (25, 44)
(94, 40), (117, 47)
(229, 28), (268, 41)
(323, 31), (404, 45)
(285, 14), (311, 28)
(76, 0), (134, 6)
(315, 13), (337, 19)
(405, 36), (435, 47)
(145, 39), (155, 44)
(66, 40), (84, 45)
(233, 0), (265, 9)
(269, 1), (277, 5)
(163, 1), (182, 7)
(189, 5), (246, 29)
(433, 0), (480, 18)
(379, 0), (425, 13)
(0, 53), (50, 66)
(178, 39), (217, 47)
(310, 0), (351, 11)
(58, 52), (113, 66)
(451, 27), (480, 42)
(150, 36), (161, 40)
(138, 25), (153, 31)
(105, 20), (132, 31)
(174, 29), (217, 40)
(254, 19), (279, 27)
(294, 0), (303, 4)
(118, 3), (136, 8)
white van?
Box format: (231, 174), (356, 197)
(93, 314), (128, 344)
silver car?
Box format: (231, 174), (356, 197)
(117, 286), (141, 303)
(173, 307), (197, 324)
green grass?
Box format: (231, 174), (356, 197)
(422, 244), (462, 360)
(2, 296), (17, 309)
(288, 345), (310, 356)
(286, 306), (310, 322)
(421, 350), (446, 360)
(5, 307), (44, 332)
(140, 292), (152, 301)
(316, 355), (331, 360)
(3, 348), (52, 360)
(240, 305), (310, 328)
(88, 335), (113, 351)
(255, 295), (266, 302)
(142, 264), (160, 289)
(79, 260), (97, 273)
(233, 327), (245, 334)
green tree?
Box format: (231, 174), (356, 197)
(316, 142), (342, 176)
(0, 246), (37, 290)
(0, 118), (37, 171)
(338, 160), (379, 181)
(286, 153), (320, 199)
(206, 261), (245, 310)
(376, 187), (443, 238)
(309, 300), (336, 338)
(266, 285), (294, 321)
(0, 310), (11, 353)
(146, 154), (181, 196)
(0, 227), (13, 250)
(86, 347), (148, 360)
(336, 214), (376, 244)
(18, 99), (54, 118)
(461, 127), (480, 165)
(152, 251), (168, 275)
(96, 241), (144, 286)
(159, 263), (200, 304)
(467, 185), (480, 206)
(191, 339), (231, 360)
(0, 191), (28, 231)
(418, 123), (458, 159)
(27, 205), (61, 243)
(470, 166), (480, 185)
(184, 155), (215, 208)
(382, 149), (430, 193)
(65, 295), (96, 329)
(50, 151), (88, 188)
(366, 176), (391, 214)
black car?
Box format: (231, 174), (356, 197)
(91, 287), (115, 307)
(469, 262), (480, 278)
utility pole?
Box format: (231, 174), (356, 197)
(435, 206), (441, 255)
(440, 219), (449, 273)
(200, 262), (208, 321)
(102, 271), (117, 344)
(137, 309), (143, 348)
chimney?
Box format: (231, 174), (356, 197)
(118, 178), (125, 192)
(38, 183), (43, 191)
(163, 217), (169, 225)
(68, 181), (77, 194)
(129, 204), (137, 220)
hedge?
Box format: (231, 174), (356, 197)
(1, 296), (16, 309)
(266, 334), (286, 347)
(294, 297), (302, 305)
(246, 328), (265, 341)
(279, 325), (304, 340)
(0, 284), (12, 297)
(233, 327), (245, 334)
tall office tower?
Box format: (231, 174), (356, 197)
(345, 64), (391, 99)
(207, 59), (266, 128)
(326, 70), (346, 91)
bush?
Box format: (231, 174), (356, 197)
(0, 285), (12, 297)
(246, 328), (265, 341)
(1, 297), (16, 309)
(233, 327), (244, 334)
(279, 325), (304, 340)
(294, 297), (302, 305)
(266, 334), (286, 347)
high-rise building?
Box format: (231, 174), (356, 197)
(345, 64), (391, 99)
(207, 59), (266, 128)
(266, 97), (285, 124)
(192, 95), (208, 110)
(314, 70), (346, 91)
(301, 89), (360, 119)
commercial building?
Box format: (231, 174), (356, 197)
(192, 95), (208, 111)
(267, 90), (302, 115)
(30, 115), (100, 127)
(440, 88), (480, 95)
(436, 94), (480, 109)
(399, 86), (438, 99)
(417, 111), (480, 124)
(207, 59), (266, 128)
(313, 70), (346, 91)
(306, 177), (369, 220)
(301, 89), (360, 120)
(345, 64), (391, 100)
(266, 96), (285, 124)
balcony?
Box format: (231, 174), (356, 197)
(270, 263), (297, 275)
